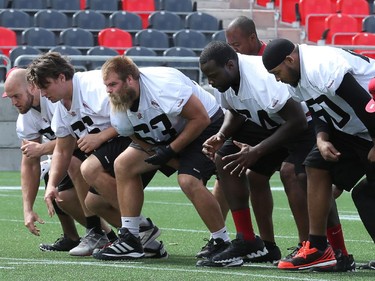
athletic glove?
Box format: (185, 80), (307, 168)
(145, 145), (176, 166)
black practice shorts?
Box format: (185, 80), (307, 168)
(304, 130), (375, 191)
(130, 110), (224, 185)
(218, 120), (315, 177)
(44, 173), (74, 192)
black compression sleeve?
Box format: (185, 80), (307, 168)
(336, 73), (375, 138)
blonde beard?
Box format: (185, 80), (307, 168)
(109, 93), (132, 112)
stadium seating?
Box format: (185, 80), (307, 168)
(0, 0), (7, 8)
(363, 15), (375, 33)
(72, 10), (107, 31)
(109, 11), (143, 33)
(301, 0), (336, 42)
(125, 46), (161, 66)
(59, 27), (95, 50)
(211, 30), (226, 42)
(21, 27), (57, 50)
(121, 0), (155, 29)
(163, 46), (199, 81)
(98, 28), (133, 54)
(48, 0), (81, 11)
(159, 0), (195, 16)
(337, 0), (370, 30)
(148, 11), (183, 32)
(185, 11), (220, 32)
(12, 0), (48, 13)
(0, 9), (31, 38)
(86, 46), (118, 70)
(280, 0), (299, 24)
(49, 45), (87, 71)
(34, 9), (69, 30)
(323, 13), (359, 44)
(0, 27), (17, 57)
(9, 45), (41, 67)
(172, 29), (206, 53)
(352, 32), (375, 59)
(85, 0), (119, 12)
(134, 29), (169, 53)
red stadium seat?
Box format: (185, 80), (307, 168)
(121, 0), (155, 29)
(337, 0), (370, 30)
(0, 27), (17, 57)
(324, 13), (359, 44)
(299, 0), (335, 26)
(280, 0), (299, 24)
(301, 0), (336, 42)
(98, 28), (133, 54)
(352, 32), (375, 56)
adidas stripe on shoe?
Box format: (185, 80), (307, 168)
(93, 228), (144, 261)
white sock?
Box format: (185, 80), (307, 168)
(121, 216), (140, 237)
(211, 226), (230, 242)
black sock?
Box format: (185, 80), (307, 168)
(308, 234), (327, 251)
(106, 229), (118, 243)
(86, 215), (102, 234)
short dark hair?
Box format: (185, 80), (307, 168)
(199, 41), (238, 67)
(26, 52), (75, 89)
(228, 16), (257, 37)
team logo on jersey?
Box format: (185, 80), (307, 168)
(69, 111), (76, 116)
(137, 112), (143, 119)
(327, 80), (334, 89)
(42, 117), (48, 123)
(271, 98), (279, 108)
(177, 99), (184, 107)
(151, 100), (160, 108)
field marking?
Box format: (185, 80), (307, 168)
(0, 257), (341, 281)
(0, 186), (285, 191)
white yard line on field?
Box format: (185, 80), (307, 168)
(0, 257), (342, 281)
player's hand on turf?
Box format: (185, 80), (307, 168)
(145, 145), (176, 166)
(25, 211), (44, 236)
(44, 185), (61, 217)
(317, 139), (341, 162)
(222, 141), (258, 177)
(202, 133), (226, 160)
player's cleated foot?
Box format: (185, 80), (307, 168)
(195, 238), (231, 259)
(139, 218), (161, 248)
(93, 227), (144, 261)
(39, 235), (80, 252)
(358, 260), (375, 270)
(196, 257), (244, 268)
(212, 235), (268, 264)
(144, 241), (168, 259)
(273, 244), (302, 266)
(278, 241), (336, 271)
(245, 244), (281, 263)
(333, 250), (355, 272)
(69, 228), (109, 256)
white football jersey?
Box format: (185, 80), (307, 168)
(16, 95), (57, 141)
(111, 67), (220, 144)
(51, 70), (111, 138)
(221, 54), (310, 130)
(290, 44), (375, 141)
